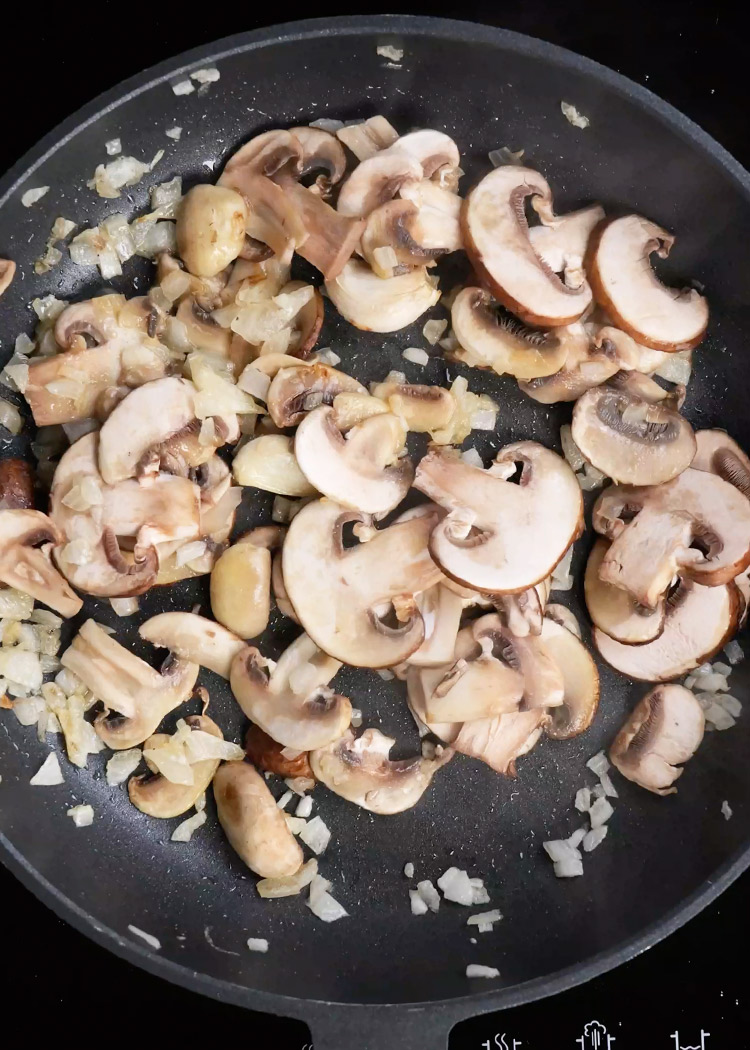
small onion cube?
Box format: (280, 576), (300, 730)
(307, 875), (347, 923)
(30, 753), (64, 786)
(127, 925), (161, 950)
(67, 804), (94, 827)
(724, 640), (744, 665)
(247, 938), (269, 953)
(574, 787), (592, 812)
(583, 826), (608, 852)
(416, 879), (441, 912)
(589, 797), (614, 829)
(718, 694), (742, 718)
(172, 79), (195, 95)
(257, 858), (318, 898)
(722, 800), (733, 820)
(171, 808), (207, 842)
(403, 862), (415, 879)
(568, 826), (587, 848)
(106, 748), (143, 786)
(467, 909), (502, 927)
(402, 347), (429, 366)
(21, 186), (50, 207)
(299, 816), (331, 856)
(466, 964), (500, 979)
(437, 867), (475, 906)
(410, 890), (429, 916)
(586, 751), (610, 777)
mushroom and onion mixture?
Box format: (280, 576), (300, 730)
(1, 115), (747, 918)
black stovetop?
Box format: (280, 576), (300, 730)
(1, 3), (745, 1046)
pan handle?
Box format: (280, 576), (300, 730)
(308, 1007), (452, 1050)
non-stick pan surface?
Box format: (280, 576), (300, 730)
(1, 15), (749, 1050)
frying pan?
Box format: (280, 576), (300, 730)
(1, 14), (749, 1049)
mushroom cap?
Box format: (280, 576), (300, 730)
(310, 727), (452, 814)
(0, 508), (83, 618)
(691, 429), (750, 497)
(267, 362), (366, 428)
(572, 384), (696, 486)
(540, 617), (600, 739)
(229, 633), (351, 751)
(594, 579), (741, 681)
(593, 468), (750, 606)
(528, 203), (605, 287)
(213, 760), (304, 878)
(414, 442), (583, 593)
(472, 612), (564, 709)
(461, 167), (593, 326)
(294, 406), (412, 517)
(584, 537), (666, 645)
(609, 684), (705, 794)
(128, 715), (223, 817)
(325, 260), (441, 332)
(139, 612), (244, 679)
(336, 150), (423, 218)
(587, 215), (709, 350)
(451, 287), (577, 379)
(282, 498), (442, 667)
(176, 184), (248, 278)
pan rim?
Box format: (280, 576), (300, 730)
(2, 12), (749, 1026)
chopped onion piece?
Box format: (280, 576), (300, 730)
(568, 826), (587, 848)
(416, 879), (441, 912)
(574, 787), (592, 812)
(717, 694), (742, 718)
(299, 816), (331, 855)
(561, 101), (590, 129)
(127, 925), (161, 950)
(238, 365), (272, 400)
(296, 795), (313, 819)
(654, 349), (692, 385)
(377, 45), (404, 61)
(110, 596), (139, 617)
(106, 748), (143, 786)
(404, 862), (415, 878)
(171, 808), (207, 842)
(724, 640), (744, 665)
(560, 424), (585, 472)
(0, 588), (34, 619)
(172, 79), (195, 96)
(166, 126), (183, 141)
(586, 751), (610, 777)
(467, 909), (502, 926)
(67, 804), (94, 827)
(722, 800), (733, 820)
(12, 695), (46, 727)
(589, 797), (614, 829)
(410, 890), (429, 915)
(377, 669), (394, 681)
(0, 649), (43, 691)
(307, 875), (348, 922)
(21, 186), (50, 207)
(309, 118), (345, 132)
(402, 347), (430, 366)
(703, 702), (736, 730)
(105, 138), (122, 156)
(247, 938), (269, 953)
(423, 318), (448, 345)
(700, 672), (729, 693)
(276, 789), (293, 810)
(257, 858), (318, 898)
(466, 964), (500, 979)
(461, 447), (484, 468)
(315, 347), (341, 367)
(30, 753), (63, 786)
(437, 867), (476, 906)
(350, 708), (363, 728)
(583, 826), (608, 852)
(191, 67), (220, 84)
(489, 146), (525, 167)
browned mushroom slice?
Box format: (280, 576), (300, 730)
(540, 617), (600, 739)
(398, 179), (463, 247)
(336, 150), (423, 218)
(609, 684), (705, 794)
(139, 612), (244, 679)
(461, 167), (592, 326)
(691, 429), (750, 497)
(408, 584), (464, 667)
(528, 203), (605, 288)
(325, 260), (440, 332)
(587, 215), (709, 350)
(492, 585), (544, 637)
(282, 498), (442, 667)
(128, 715), (224, 817)
(371, 379), (455, 433)
(592, 325), (672, 375)
(0, 259), (16, 298)
(176, 185), (248, 278)
(571, 384), (696, 485)
(310, 728), (452, 814)
(278, 179), (364, 280)
(283, 281), (324, 358)
(267, 362), (366, 428)
(413, 442), (582, 593)
(175, 297), (231, 358)
(474, 613), (564, 708)
(0, 509), (82, 618)
(226, 173), (308, 257)
(594, 579), (741, 681)
(220, 129), (304, 185)
(289, 126), (347, 196)
(593, 468), (750, 607)
(585, 538), (666, 645)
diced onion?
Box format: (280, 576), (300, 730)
(583, 826), (608, 852)
(466, 965), (500, 979)
(402, 347), (429, 366)
(127, 925), (161, 950)
(561, 101), (590, 129)
(410, 890), (428, 915)
(0, 588), (34, 619)
(299, 816), (331, 855)
(416, 879), (441, 912)
(246, 938), (269, 953)
(467, 909), (502, 926)
(560, 424), (585, 472)
(377, 45), (404, 61)
(722, 800), (733, 820)
(190, 67), (220, 84)
(0, 397), (23, 435)
(461, 447), (484, 468)
(724, 640), (744, 665)
(589, 797), (614, 828)
(315, 348), (341, 366)
(30, 752), (64, 786)
(67, 804), (94, 827)
(307, 875), (348, 922)
(171, 808), (207, 842)
(257, 858), (318, 898)
(106, 748), (143, 786)
(489, 146), (525, 167)
(423, 318), (448, 345)
(166, 126), (183, 140)
(237, 365), (272, 401)
(21, 186), (50, 207)
(110, 596), (139, 617)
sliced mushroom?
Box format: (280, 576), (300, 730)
(492, 585), (544, 637)
(587, 215), (709, 350)
(540, 617), (599, 739)
(0, 459), (35, 510)
(571, 383), (696, 485)
(60, 618), (199, 747)
(325, 260), (440, 332)
(592, 325), (671, 376)
(593, 468), (750, 607)
(398, 179), (463, 246)
(594, 579), (741, 680)
(0, 509), (82, 618)
(175, 297), (231, 359)
(691, 429), (750, 497)
(336, 115), (399, 161)
(408, 584), (464, 667)
(414, 442), (582, 593)
(226, 173), (308, 258)
(290, 126), (347, 195)
(528, 203), (605, 288)
(271, 549), (298, 622)
(281, 280), (325, 358)
(210, 531), (274, 639)
(294, 406), (411, 516)
(282, 498), (442, 666)
(518, 333), (620, 404)
(139, 612), (244, 678)
(370, 380), (455, 433)
(545, 602), (581, 638)
(451, 288), (578, 379)
(0, 258), (15, 297)
(245, 724), (313, 779)
(462, 167), (592, 325)
(128, 715), (224, 817)
(277, 179), (364, 280)
(221, 129), (304, 185)
(584, 537), (665, 644)
(310, 727), (452, 814)
(176, 185), (248, 277)
(453, 710), (549, 776)
(230, 633), (350, 750)
(213, 760), (304, 878)
(361, 199), (454, 277)
(336, 150), (423, 218)
(267, 363), (366, 428)
(609, 684), (705, 794)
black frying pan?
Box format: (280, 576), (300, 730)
(1, 15), (749, 1050)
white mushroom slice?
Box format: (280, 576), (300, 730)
(594, 579), (741, 681)
(408, 584), (464, 667)
(585, 538), (665, 645)
(336, 115), (399, 161)
(461, 167), (592, 326)
(61, 618), (199, 748)
(294, 406), (411, 516)
(592, 326), (671, 375)
(593, 469), (750, 607)
(473, 612), (563, 709)
(214, 760), (304, 878)
(325, 260), (440, 332)
(267, 363), (366, 428)
(423, 625), (524, 723)
(691, 429), (750, 497)
(528, 203), (605, 287)
(588, 215), (709, 350)
(336, 150), (423, 218)
(282, 499), (442, 667)
(128, 715), (223, 817)
(139, 612), (244, 679)
(540, 617), (600, 739)
(390, 129), (461, 181)
(0, 509), (83, 618)
(221, 129), (304, 184)
(102, 476), (201, 548)
(361, 199), (456, 277)
(453, 710), (549, 777)
(310, 728), (452, 814)
(414, 442), (582, 593)
(271, 549), (298, 622)
(518, 334), (620, 405)
(370, 381), (455, 434)
(545, 602), (580, 638)
(492, 586), (544, 637)
(229, 634), (350, 751)
(399, 180), (462, 246)
(610, 684), (705, 794)
(571, 384), (695, 485)
(279, 181), (364, 281)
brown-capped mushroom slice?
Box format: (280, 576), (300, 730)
(571, 383), (696, 485)
(370, 380), (455, 433)
(310, 727), (452, 814)
(593, 468), (750, 607)
(282, 498), (442, 667)
(592, 325), (671, 376)
(594, 579), (741, 681)
(294, 406), (411, 517)
(128, 715), (224, 817)
(230, 633), (350, 750)
(398, 180), (463, 249)
(414, 442), (583, 593)
(0, 259), (15, 297)
(390, 129), (461, 184)
(585, 537), (665, 644)
(139, 612), (244, 679)
(518, 334), (620, 405)
(691, 429), (750, 496)
(462, 167), (593, 326)
(540, 617), (600, 739)
(213, 760), (304, 878)
(221, 129), (304, 186)
(453, 710), (549, 777)
(278, 179), (364, 281)
(336, 115), (399, 161)
(0, 509), (82, 618)
(492, 585), (544, 637)
(545, 602), (580, 638)
(451, 287), (578, 379)
(289, 126), (347, 195)
(280, 280), (325, 358)
(267, 362), (366, 428)
(408, 584), (464, 667)
(325, 259), (440, 332)
(336, 150), (423, 218)
(609, 684), (705, 794)
(176, 185), (248, 278)
(473, 613), (564, 709)
(245, 724), (313, 779)
(175, 297), (232, 359)
(605, 368), (684, 407)
(528, 203), (605, 288)
(587, 215), (709, 350)
(234, 174), (308, 259)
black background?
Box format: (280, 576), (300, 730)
(1, 3), (746, 1047)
